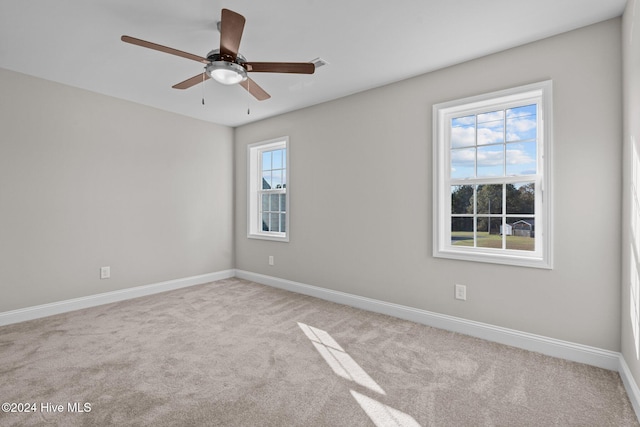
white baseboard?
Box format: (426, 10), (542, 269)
(619, 355), (640, 420)
(235, 270), (620, 371)
(0, 269), (235, 326)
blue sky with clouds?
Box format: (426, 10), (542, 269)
(450, 104), (537, 179)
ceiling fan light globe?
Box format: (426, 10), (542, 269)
(206, 61), (247, 85)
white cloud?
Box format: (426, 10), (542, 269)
(506, 105), (536, 119)
(452, 147), (535, 168)
(506, 118), (536, 141)
(451, 126), (475, 148)
(477, 150), (503, 166)
(453, 115), (475, 125)
(510, 118), (536, 131)
(451, 148), (475, 166)
(506, 147), (535, 165)
(477, 127), (503, 145)
(478, 111), (504, 123)
(451, 148), (503, 166)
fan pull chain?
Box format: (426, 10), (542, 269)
(247, 79), (251, 115)
(201, 71), (206, 105)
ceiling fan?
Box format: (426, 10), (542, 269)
(121, 8), (315, 101)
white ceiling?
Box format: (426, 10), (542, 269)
(0, 0), (627, 127)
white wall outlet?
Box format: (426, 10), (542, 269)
(100, 266), (111, 279)
(455, 284), (466, 301)
(268, 256), (274, 266)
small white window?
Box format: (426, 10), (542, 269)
(433, 81), (553, 268)
(248, 137), (289, 241)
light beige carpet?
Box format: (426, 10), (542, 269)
(0, 278), (637, 426)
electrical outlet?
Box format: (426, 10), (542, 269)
(268, 256), (274, 266)
(455, 284), (466, 301)
(100, 266), (111, 279)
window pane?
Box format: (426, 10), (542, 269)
(280, 194), (286, 211)
(272, 149), (283, 169)
(262, 213), (270, 231)
(262, 171), (272, 189)
(507, 104), (536, 119)
(282, 170), (287, 187)
(280, 213), (286, 233)
(270, 213), (279, 232)
(477, 145), (503, 177)
(269, 194), (279, 212)
(272, 169), (283, 189)
(506, 105), (537, 142)
(477, 218), (502, 248)
(506, 141), (537, 176)
(451, 185), (473, 215)
(505, 217), (535, 251)
(477, 110), (504, 146)
(507, 183), (535, 214)
(262, 194), (269, 212)
(477, 110), (504, 124)
(476, 184), (502, 214)
(262, 151), (272, 171)
(451, 115), (475, 148)
(451, 148), (475, 179)
(451, 217), (474, 246)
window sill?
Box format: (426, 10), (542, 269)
(434, 247), (552, 269)
(248, 232), (289, 243)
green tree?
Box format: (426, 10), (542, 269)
(515, 183), (535, 213)
(474, 184), (502, 232)
(451, 185), (473, 214)
(474, 184), (503, 214)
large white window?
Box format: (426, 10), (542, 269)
(433, 81), (553, 268)
(248, 137), (289, 241)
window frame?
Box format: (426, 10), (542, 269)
(432, 81), (553, 269)
(247, 137), (290, 242)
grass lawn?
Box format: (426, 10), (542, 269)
(451, 231), (534, 251)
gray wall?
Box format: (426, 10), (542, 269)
(0, 68), (234, 312)
(622, 0), (640, 392)
(235, 19), (622, 351)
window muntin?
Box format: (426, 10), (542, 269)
(248, 138), (289, 241)
(434, 81), (552, 268)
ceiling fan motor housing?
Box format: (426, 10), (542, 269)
(205, 49), (248, 85)
(206, 49), (247, 64)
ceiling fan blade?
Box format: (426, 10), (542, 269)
(121, 35), (209, 65)
(172, 73), (210, 90)
(239, 78), (271, 101)
(242, 62), (315, 74)
(219, 9), (245, 61)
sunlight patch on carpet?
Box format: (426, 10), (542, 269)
(298, 322), (385, 395)
(350, 390), (422, 427)
(298, 322), (423, 425)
